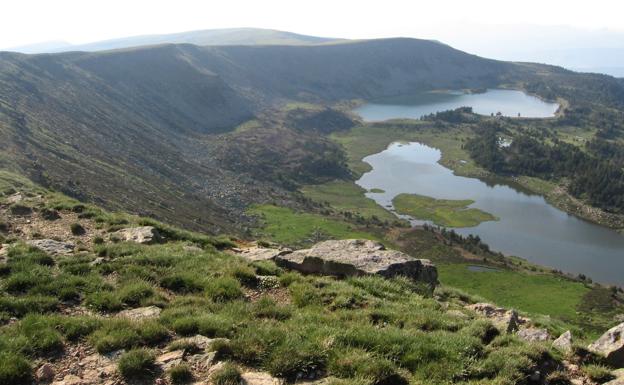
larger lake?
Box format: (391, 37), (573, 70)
(357, 142), (624, 285)
(355, 89), (559, 121)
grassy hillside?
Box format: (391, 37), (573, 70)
(1, 172), (618, 385)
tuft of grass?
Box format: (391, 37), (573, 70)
(205, 277), (242, 302)
(168, 363), (193, 384)
(117, 348), (156, 379)
(70, 223), (86, 236)
(89, 320), (168, 353)
(582, 364), (614, 383)
(211, 362), (242, 385)
(0, 352), (32, 385)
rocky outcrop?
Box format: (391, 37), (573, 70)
(27, 239), (74, 255)
(589, 322), (624, 367)
(553, 330), (573, 353)
(241, 371), (284, 385)
(465, 303), (523, 333)
(275, 239), (437, 287)
(111, 226), (159, 244)
(117, 306), (161, 320)
(517, 328), (550, 342)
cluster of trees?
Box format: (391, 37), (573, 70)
(465, 128), (624, 213)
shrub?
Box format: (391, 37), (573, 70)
(211, 362), (242, 385)
(40, 208), (60, 221)
(70, 223), (86, 235)
(117, 349), (155, 379)
(0, 352), (32, 385)
(168, 363), (193, 384)
(9, 204), (32, 216)
(93, 236), (104, 245)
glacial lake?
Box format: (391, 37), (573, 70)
(357, 142), (624, 285)
(354, 89), (560, 121)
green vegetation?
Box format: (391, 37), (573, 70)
(117, 348), (156, 379)
(393, 193), (497, 227)
(248, 204), (380, 246)
(302, 181), (395, 221)
(168, 363), (193, 384)
(369, 188), (385, 193)
(70, 222), (86, 235)
(211, 362), (242, 385)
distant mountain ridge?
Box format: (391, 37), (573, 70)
(5, 28), (342, 53)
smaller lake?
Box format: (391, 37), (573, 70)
(357, 142), (624, 285)
(354, 89), (560, 121)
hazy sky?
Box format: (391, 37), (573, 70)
(2, 0), (623, 49)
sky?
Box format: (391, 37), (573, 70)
(2, 0), (623, 49)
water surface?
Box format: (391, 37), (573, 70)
(355, 89), (559, 121)
(357, 142), (624, 285)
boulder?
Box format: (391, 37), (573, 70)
(553, 330), (573, 353)
(236, 246), (292, 262)
(27, 239), (74, 255)
(589, 322), (624, 367)
(36, 363), (55, 382)
(275, 239), (438, 287)
(517, 328), (550, 342)
(111, 226), (159, 244)
(465, 303), (521, 333)
(117, 306), (161, 320)
(6, 192), (24, 204)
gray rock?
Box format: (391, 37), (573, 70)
(553, 330), (573, 353)
(517, 328), (550, 342)
(117, 306), (161, 320)
(275, 239), (437, 287)
(111, 226), (159, 244)
(156, 349), (184, 370)
(466, 303), (521, 333)
(36, 363), (55, 382)
(27, 239), (74, 255)
(236, 246), (291, 261)
(589, 322), (624, 367)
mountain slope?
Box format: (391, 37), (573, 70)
(1, 38), (623, 232)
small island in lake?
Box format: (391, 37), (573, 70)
(392, 193), (498, 227)
(369, 188), (385, 193)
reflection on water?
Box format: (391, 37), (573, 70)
(357, 142), (624, 285)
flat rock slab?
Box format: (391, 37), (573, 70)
(589, 322), (624, 367)
(27, 239), (74, 255)
(117, 306), (161, 320)
(241, 371), (283, 385)
(517, 328), (550, 342)
(235, 246), (291, 261)
(275, 239), (437, 287)
(111, 226), (159, 244)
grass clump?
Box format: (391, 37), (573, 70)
(211, 362), (242, 385)
(0, 352), (31, 385)
(582, 364), (614, 383)
(70, 223), (86, 235)
(168, 363), (193, 384)
(117, 348), (156, 379)
(89, 320), (168, 353)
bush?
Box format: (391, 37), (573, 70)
(117, 349), (155, 379)
(168, 363), (193, 384)
(70, 223), (86, 235)
(211, 362), (242, 385)
(0, 352), (32, 385)
(93, 236), (104, 245)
